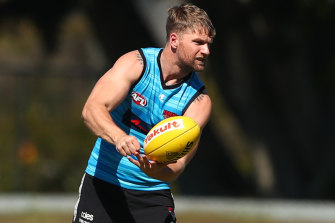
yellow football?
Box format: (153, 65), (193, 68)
(143, 116), (200, 163)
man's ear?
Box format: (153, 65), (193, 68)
(170, 33), (178, 49)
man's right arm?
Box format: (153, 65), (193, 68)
(81, 50), (144, 156)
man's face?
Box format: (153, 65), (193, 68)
(177, 28), (213, 72)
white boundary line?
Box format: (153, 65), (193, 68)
(1, 194), (335, 222)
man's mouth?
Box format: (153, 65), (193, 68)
(196, 58), (206, 65)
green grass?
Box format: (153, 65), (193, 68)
(0, 212), (323, 223)
(0, 212), (72, 223)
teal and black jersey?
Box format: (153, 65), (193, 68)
(85, 47), (205, 191)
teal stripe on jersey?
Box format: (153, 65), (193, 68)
(85, 47), (205, 191)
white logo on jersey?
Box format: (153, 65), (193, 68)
(131, 91), (148, 107)
(159, 94), (165, 102)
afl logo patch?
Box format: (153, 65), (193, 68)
(131, 92), (148, 107)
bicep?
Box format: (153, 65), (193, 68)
(183, 90), (212, 129)
(163, 91), (212, 170)
(86, 50), (144, 111)
(176, 91), (211, 165)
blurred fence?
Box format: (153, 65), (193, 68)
(1, 194), (335, 222)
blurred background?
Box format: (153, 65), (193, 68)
(1, 0), (335, 203)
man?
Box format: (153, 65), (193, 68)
(73, 3), (216, 223)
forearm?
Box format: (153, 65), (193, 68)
(82, 102), (126, 145)
(154, 160), (186, 182)
(152, 146), (198, 182)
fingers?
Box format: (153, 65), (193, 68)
(142, 155), (150, 165)
(116, 135), (140, 156)
(128, 156), (139, 166)
(129, 154), (169, 181)
(136, 153), (144, 163)
(135, 154), (148, 169)
(128, 154), (151, 170)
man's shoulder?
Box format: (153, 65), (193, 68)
(140, 47), (163, 56)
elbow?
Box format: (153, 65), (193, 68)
(81, 102), (91, 125)
(81, 105), (87, 122)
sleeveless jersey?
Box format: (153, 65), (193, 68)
(85, 47), (205, 191)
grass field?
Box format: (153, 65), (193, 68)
(1, 195), (334, 223)
(0, 212), (324, 223)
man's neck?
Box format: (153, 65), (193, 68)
(160, 47), (190, 85)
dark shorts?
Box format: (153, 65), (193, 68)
(72, 173), (176, 223)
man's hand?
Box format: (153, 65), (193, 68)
(128, 154), (166, 176)
(128, 154), (182, 182)
(115, 135), (141, 156)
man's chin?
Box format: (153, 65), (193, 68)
(194, 65), (206, 72)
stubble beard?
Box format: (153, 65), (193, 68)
(178, 54), (207, 73)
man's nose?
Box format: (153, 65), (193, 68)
(202, 44), (210, 56)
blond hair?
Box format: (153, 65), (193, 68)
(166, 3), (216, 41)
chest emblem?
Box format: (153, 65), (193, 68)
(159, 94), (165, 102)
(131, 92), (148, 107)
